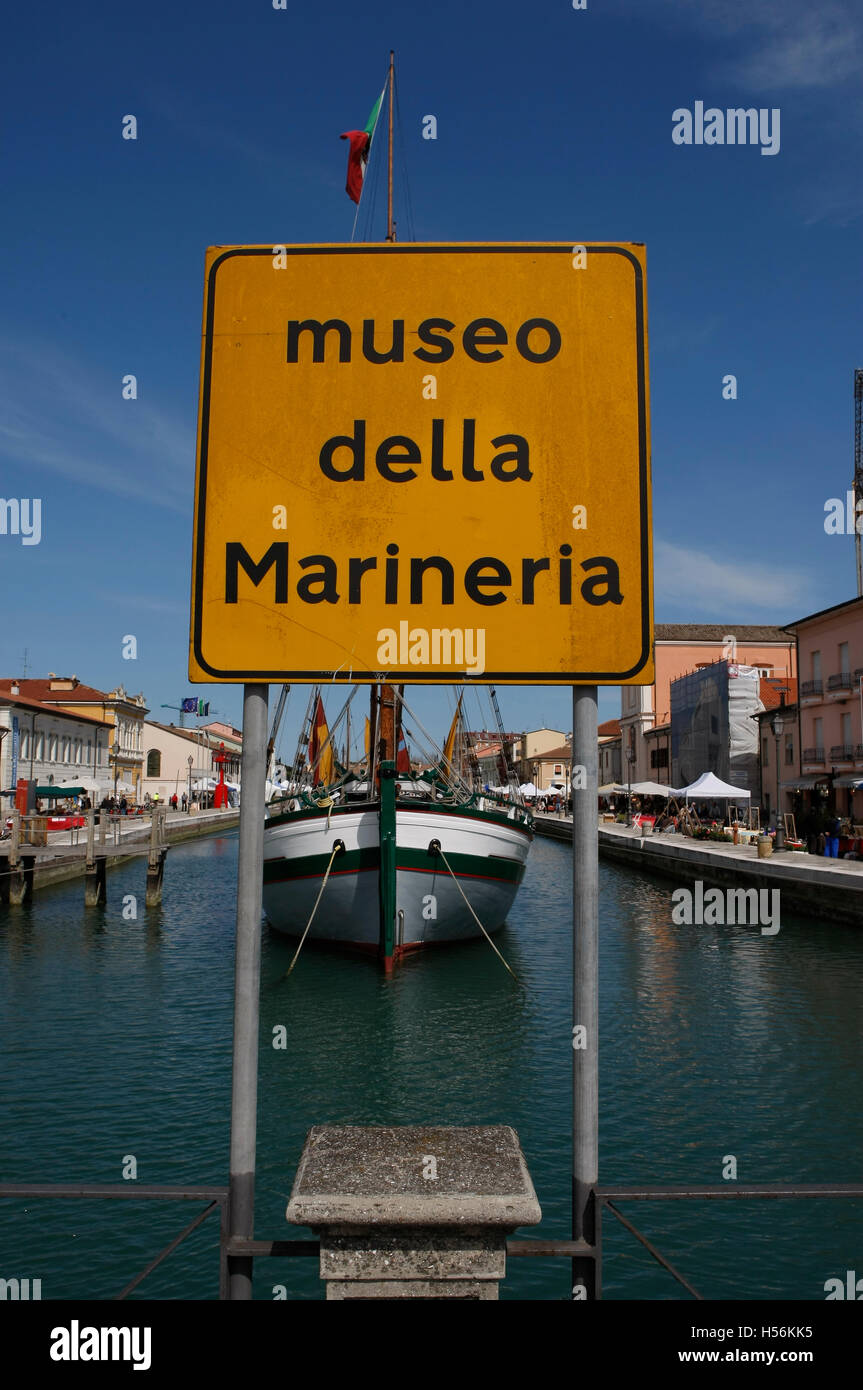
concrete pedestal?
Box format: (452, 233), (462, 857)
(286, 1125), (541, 1300)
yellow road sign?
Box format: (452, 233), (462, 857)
(190, 242), (653, 684)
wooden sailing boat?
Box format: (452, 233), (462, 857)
(263, 683), (532, 969)
(260, 55), (533, 969)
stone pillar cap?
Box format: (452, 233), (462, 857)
(286, 1125), (541, 1229)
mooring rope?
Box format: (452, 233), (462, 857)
(284, 839), (345, 977)
(428, 839), (522, 987)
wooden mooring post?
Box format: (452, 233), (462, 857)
(145, 807), (168, 906)
(7, 810), (35, 906)
(84, 809), (107, 907)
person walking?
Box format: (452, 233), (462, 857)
(170, 793), (178, 812)
(825, 814), (841, 858)
(181, 792), (188, 812)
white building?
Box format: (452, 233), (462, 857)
(141, 720), (242, 804)
(0, 691), (111, 801)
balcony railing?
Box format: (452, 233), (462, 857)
(856, 745), (863, 761)
(829, 744), (855, 762)
(827, 673), (853, 692)
(803, 748), (825, 763)
(800, 680), (823, 698)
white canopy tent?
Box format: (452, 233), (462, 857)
(630, 781), (680, 798)
(678, 771), (751, 800)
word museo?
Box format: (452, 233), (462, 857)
(672, 102), (780, 156)
(671, 883), (780, 935)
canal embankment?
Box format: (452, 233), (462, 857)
(0, 807), (240, 894)
(533, 815), (863, 924)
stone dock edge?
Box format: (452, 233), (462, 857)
(533, 816), (863, 925)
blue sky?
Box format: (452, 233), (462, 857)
(2, 0), (862, 755)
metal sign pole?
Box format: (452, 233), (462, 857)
(572, 684), (599, 1299)
(228, 682), (269, 1300)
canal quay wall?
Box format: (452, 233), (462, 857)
(1, 808), (240, 895)
(533, 815), (863, 925)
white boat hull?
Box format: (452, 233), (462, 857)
(262, 801), (532, 953)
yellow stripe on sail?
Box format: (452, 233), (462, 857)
(443, 693), (463, 767)
(318, 722), (335, 786)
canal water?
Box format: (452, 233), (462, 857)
(2, 830), (862, 1301)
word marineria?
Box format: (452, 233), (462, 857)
(672, 102), (780, 156)
(224, 542), (623, 608)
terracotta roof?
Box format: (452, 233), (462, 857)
(0, 693), (105, 726)
(654, 625), (793, 642)
(759, 678), (798, 710)
(0, 678), (147, 710)
(598, 718), (621, 737)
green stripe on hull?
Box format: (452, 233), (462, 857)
(263, 845), (525, 887)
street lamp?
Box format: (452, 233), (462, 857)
(110, 745), (121, 799)
(187, 754), (194, 812)
(770, 709), (785, 850)
(626, 746), (636, 828)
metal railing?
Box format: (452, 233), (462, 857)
(4, 1179), (862, 1300)
(802, 747), (826, 763)
(0, 1184), (229, 1300)
(830, 744), (855, 761)
(827, 673), (853, 691)
(800, 680), (823, 698)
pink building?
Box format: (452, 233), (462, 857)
(786, 595), (863, 821)
(621, 625), (797, 786)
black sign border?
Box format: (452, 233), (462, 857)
(191, 243), (652, 684)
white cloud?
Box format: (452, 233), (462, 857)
(0, 339), (193, 513)
(654, 539), (809, 615)
(633, 0), (863, 91)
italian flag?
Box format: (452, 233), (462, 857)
(340, 87), (385, 204)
